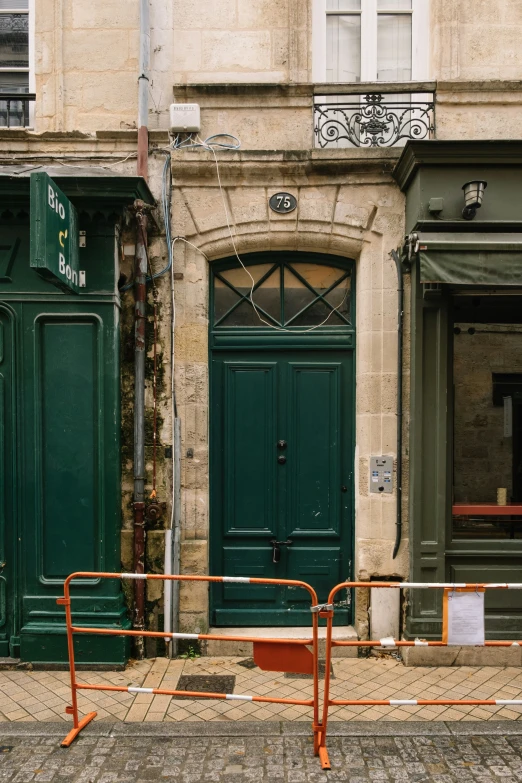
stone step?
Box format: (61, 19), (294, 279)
(203, 626), (358, 658)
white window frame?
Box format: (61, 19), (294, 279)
(0, 0), (35, 128)
(312, 0), (429, 84)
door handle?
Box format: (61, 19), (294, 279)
(277, 440), (287, 450)
(277, 455), (287, 464)
(270, 538), (293, 564)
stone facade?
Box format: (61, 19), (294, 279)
(3, 0), (522, 652)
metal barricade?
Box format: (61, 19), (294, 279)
(57, 571), (324, 753)
(318, 581), (522, 770)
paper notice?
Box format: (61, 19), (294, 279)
(447, 591), (485, 646)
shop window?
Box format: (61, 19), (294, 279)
(452, 321), (522, 541)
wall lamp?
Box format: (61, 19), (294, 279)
(462, 180), (487, 220)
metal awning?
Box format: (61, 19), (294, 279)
(417, 233), (522, 286)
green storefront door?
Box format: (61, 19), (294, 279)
(0, 171), (152, 663)
(210, 253), (355, 626)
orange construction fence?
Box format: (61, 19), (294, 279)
(56, 571), (327, 757)
(317, 580), (522, 770)
(57, 575), (522, 771)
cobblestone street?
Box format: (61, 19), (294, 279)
(2, 722), (522, 782)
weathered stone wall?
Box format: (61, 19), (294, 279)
(170, 149), (410, 636)
(453, 325), (522, 505)
(32, 1), (522, 137)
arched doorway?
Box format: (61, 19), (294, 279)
(209, 252), (355, 626)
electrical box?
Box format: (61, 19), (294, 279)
(169, 103), (201, 133)
(370, 456), (394, 494)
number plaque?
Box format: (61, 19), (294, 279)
(269, 192), (297, 214)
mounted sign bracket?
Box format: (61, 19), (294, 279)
(30, 172), (84, 294)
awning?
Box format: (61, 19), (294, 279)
(418, 233), (522, 286)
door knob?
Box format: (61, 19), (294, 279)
(277, 455), (286, 464)
(277, 440), (287, 450)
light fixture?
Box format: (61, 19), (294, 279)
(462, 180), (487, 220)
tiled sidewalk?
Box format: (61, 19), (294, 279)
(1, 656), (522, 723)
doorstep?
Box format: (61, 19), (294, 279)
(203, 626), (358, 657)
(402, 643), (522, 667)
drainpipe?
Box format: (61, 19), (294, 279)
(133, 0), (150, 659)
(137, 0), (149, 181)
(133, 204), (148, 659)
(391, 249), (403, 560)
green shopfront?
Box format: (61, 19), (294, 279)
(0, 168), (152, 664)
(395, 142), (522, 641)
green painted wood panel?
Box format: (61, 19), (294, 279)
(224, 363), (277, 535)
(38, 318), (100, 577)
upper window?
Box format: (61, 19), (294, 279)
(0, 0), (32, 127)
(313, 0), (428, 83)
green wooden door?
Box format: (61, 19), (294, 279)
(0, 214), (127, 663)
(210, 253), (355, 626)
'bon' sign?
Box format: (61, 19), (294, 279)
(30, 172), (82, 294)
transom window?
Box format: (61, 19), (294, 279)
(212, 258), (352, 329)
(312, 0), (428, 83)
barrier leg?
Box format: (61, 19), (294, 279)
(311, 611), (322, 758)
(57, 589), (97, 747)
(317, 607), (333, 770)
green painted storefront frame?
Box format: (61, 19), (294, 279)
(0, 171), (153, 664)
(394, 141), (522, 640)
(208, 251), (356, 627)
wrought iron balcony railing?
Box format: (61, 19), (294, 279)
(314, 89), (435, 149)
(0, 92), (35, 128)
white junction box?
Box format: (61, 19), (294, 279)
(169, 103), (201, 133)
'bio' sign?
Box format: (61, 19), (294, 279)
(30, 172), (80, 294)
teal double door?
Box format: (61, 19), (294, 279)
(210, 253), (355, 626)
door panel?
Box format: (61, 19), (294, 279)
(211, 350), (353, 626)
(286, 363), (342, 536)
(37, 317), (101, 578)
(224, 363), (277, 535)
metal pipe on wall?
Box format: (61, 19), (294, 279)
(391, 249), (404, 561)
(137, 0), (150, 181)
(133, 207), (148, 660)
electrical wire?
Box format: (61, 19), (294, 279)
(198, 136), (350, 333)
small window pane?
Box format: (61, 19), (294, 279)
(327, 0), (360, 9)
(0, 13), (29, 68)
(214, 278), (241, 322)
(326, 15), (361, 82)
(0, 71), (28, 91)
(220, 300), (260, 327)
(284, 270), (316, 322)
(219, 263), (274, 292)
(377, 14), (412, 81)
(291, 301), (341, 327)
(0, 0), (28, 7)
(378, 0), (411, 8)
(284, 264), (351, 326)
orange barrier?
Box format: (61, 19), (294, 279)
(318, 580), (522, 770)
(57, 572), (326, 756)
